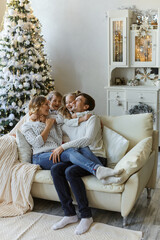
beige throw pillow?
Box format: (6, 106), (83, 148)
(100, 113), (153, 151)
(103, 126), (129, 168)
(16, 129), (32, 163)
(114, 136), (152, 184)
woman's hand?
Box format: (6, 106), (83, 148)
(41, 118), (56, 142)
(45, 118), (56, 128)
(49, 146), (64, 163)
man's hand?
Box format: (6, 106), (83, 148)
(79, 113), (92, 124)
(83, 113), (92, 121)
(49, 146), (64, 163)
(71, 113), (77, 119)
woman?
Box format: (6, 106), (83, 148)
(21, 95), (62, 169)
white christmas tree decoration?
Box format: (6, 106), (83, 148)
(137, 16), (151, 38)
(135, 68), (157, 82)
(0, 0), (54, 134)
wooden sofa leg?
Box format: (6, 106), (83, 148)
(147, 188), (151, 199)
(122, 217), (127, 227)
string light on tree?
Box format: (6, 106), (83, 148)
(0, 0), (54, 134)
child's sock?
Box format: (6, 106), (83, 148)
(101, 176), (123, 185)
(51, 215), (78, 230)
(96, 166), (124, 180)
(74, 217), (93, 235)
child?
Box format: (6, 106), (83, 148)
(58, 91), (92, 125)
(47, 91), (63, 116)
(59, 91), (80, 119)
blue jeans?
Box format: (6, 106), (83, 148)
(32, 152), (54, 170)
(32, 147), (106, 174)
(51, 158), (108, 218)
(60, 147), (104, 175)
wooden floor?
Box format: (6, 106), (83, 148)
(33, 155), (160, 240)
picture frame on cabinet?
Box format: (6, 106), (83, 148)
(115, 77), (126, 85)
(115, 78), (122, 85)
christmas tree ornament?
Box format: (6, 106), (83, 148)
(9, 113), (15, 120)
(18, 19), (24, 26)
(8, 9), (15, 16)
(17, 36), (24, 42)
(12, 102), (16, 107)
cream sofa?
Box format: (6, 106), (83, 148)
(30, 113), (158, 226)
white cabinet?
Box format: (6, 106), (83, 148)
(106, 8), (160, 144)
(107, 87), (160, 142)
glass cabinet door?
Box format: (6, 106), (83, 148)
(110, 18), (127, 66)
(135, 35), (152, 62)
(130, 30), (157, 67)
(113, 21), (123, 62)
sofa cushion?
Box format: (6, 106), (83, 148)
(82, 175), (124, 193)
(16, 129), (32, 163)
(100, 113), (153, 151)
(103, 126), (129, 168)
(114, 136), (152, 184)
(34, 170), (53, 184)
(33, 170), (124, 193)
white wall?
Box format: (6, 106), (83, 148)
(0, 0), (6, 31)
(0, 0), (160, 114)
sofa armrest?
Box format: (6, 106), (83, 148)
(114, 137), (152, 184)
(146, 130), (159, 188)
(121, 150), (155, 217)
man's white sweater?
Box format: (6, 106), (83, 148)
(62, 115), (106, 158)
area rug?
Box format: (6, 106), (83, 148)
(0, 212), (142, 240)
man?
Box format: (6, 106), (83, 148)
(50, 93), (123, 235)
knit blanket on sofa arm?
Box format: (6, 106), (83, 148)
(0, 134), (39, 217)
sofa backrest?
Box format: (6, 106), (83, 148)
(100, 113), (153, 151)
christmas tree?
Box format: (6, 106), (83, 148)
(0, 0), (54, 135)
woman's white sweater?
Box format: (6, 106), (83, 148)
(21, 121), (62, 155)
